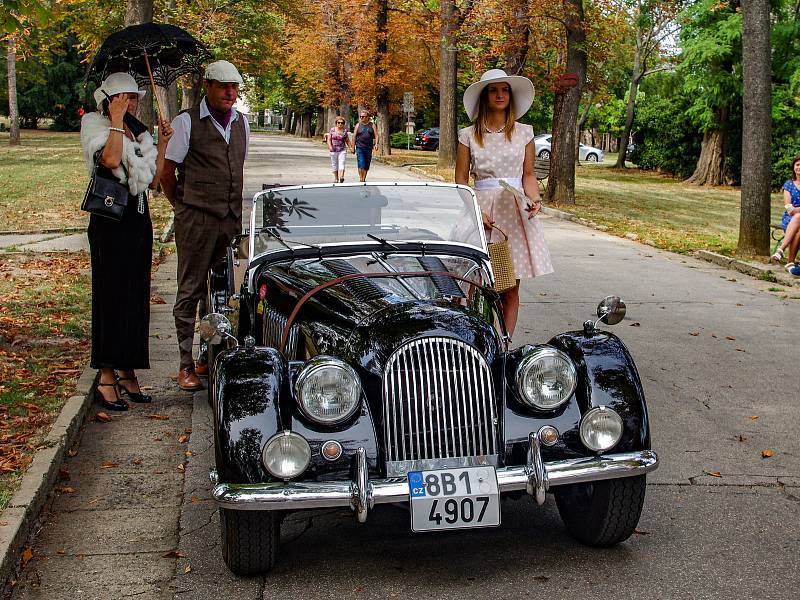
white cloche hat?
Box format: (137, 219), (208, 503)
(93, 72), (146, 107)
(462, 68), (535, 121)
(204, 60), (243, 84)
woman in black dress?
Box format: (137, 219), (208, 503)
(80, 73), (173, 410)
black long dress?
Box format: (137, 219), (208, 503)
(88, 165), (152, 370)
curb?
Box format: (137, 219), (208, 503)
(0, 366), (96, 586)
(0, 227), (86, 236)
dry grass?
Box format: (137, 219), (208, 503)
(0, 130), (173, 234)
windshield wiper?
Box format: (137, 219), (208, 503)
(264, 228), (294, 253)
(367, 233), (399, 250)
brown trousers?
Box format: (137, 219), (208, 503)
(173, 204), (240, 369)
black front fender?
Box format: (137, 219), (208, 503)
(215, 347), (286, 483)
(548, 331), (651, 452)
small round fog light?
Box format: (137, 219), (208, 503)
(580, 406), (623, 452)
(321, 440), (343, 461)
(538, 425), (559, 446)
(262, 431), (311, 479)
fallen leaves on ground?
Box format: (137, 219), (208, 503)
(162, 550), (186, 559)
(20, 548), (33, 567)
(183, 564), (192, 574)
(703, 469), (722, 478)
(150, 294), (166, 305)
(749, 415), (759, 421)
(688, 331), (700, 336)
(100, 461), (118, 469)
(761, 449), (774, 458)
(177, 435), (190, 444)
(56, 486), (76, 494)
(147, 414), (170, 421)
(634, 528), (650, 535)
(92, 412), (113, 423)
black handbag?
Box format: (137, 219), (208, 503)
(81, 151), (129, 221)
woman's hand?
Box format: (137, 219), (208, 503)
(482, 212), (494, 231)
(525, 199), (542, 219)
(108, 95), (128, 127)
(157, 118), (173, 146)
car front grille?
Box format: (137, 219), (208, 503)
(263, 305), (299, 358)
(382, 337), (498, 468)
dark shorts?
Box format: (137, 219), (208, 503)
(356, 147), (373, 170)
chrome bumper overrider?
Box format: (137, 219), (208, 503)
(211, 440), (659, 523)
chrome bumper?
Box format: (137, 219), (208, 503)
(212, 440), (658, 523)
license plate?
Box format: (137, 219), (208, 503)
(407, 466), (500, 532)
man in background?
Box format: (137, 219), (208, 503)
(352, 110), (378, 182)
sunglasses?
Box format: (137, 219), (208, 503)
(336, 121), (345, 124)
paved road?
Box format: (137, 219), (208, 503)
(7, 133), (799, 599)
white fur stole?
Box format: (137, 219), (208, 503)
(80, 112), (158, 196)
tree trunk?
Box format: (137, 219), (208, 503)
(737, 0), (772, 255)
(314, 107), (325, 136)
(125, 0), (155, 130)
(685, 110), (727, 186)
(614, 35), (644, 168)
(179, 73), (202, 110)
(157, 0), (179, 121)
(544, 0), (586, 205)
(7, 35), (20, 146)
(437, 0), (459, 168)
(503, 0), (529, 75)
(375, 0), (391, 155)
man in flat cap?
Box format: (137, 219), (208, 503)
(161, 60), (250, 391)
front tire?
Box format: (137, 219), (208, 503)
(586, 153), (598, 162)
(555, 475), (646, 547)
(220, 508), (280, 575)
(538, 149), (551, 160)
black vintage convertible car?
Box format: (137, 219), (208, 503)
(201, 182), (658, 575)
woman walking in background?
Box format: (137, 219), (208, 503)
(328, 116), (353, 183)
(80, 72), (173, 410)
(454, 69), (553, 337)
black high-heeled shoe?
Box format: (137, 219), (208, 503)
(117, 377), (152, 403)
(96, 382), (129, 411)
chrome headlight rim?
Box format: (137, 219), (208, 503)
(515, 346), (578, 410)
(261, 430), (311, 479)
(294, 355), (362, 425)
(579, 406), (624, 453)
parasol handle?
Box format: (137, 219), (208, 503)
(143, 52), (166, 120)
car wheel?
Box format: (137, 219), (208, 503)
(538, 149), (550, 160)
(586, 153), (598, 162)
(221, 508), (281, 575)
(554, 475), (646, 547)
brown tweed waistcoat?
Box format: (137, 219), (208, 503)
(176, 104), (246, 220)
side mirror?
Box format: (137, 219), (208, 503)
(199, 313), (236, 346)
(596, 296), (626, 326)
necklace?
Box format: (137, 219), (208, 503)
(484, 124), (506, 134)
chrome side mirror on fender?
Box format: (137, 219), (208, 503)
(583, 296), (626, 336)
(199, 313), (239, 347)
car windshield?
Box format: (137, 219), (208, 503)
(249, 183), (486, 257)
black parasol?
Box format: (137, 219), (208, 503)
(86, 23), (211, 114)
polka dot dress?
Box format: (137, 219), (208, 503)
(458, 123), (554, 278)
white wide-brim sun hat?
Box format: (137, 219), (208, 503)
(463, 69), (535, 121)
(93, 72), (146, 107)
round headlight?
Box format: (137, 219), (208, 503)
(515, 347), (577, 410)
(580, 406), (623, 452)
(295, 356), (361, 424)
(262, 431), (311, 479)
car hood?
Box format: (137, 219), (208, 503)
(256, 258), (501, 371)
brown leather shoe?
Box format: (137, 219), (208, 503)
(194, 361), (209, 377)
(178, 367), (203, 391)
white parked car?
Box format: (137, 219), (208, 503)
(534, 134), (604, 162)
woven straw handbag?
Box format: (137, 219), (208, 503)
(487, 224), (517, 293)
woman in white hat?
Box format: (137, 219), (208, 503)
(80, 72), (173, 411)
(455, 69), (554, 337)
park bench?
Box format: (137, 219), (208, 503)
(772, 223), (785, 255)
(535, 158), (549, 194)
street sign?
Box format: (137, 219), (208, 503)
(403, 92), (414, 114)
